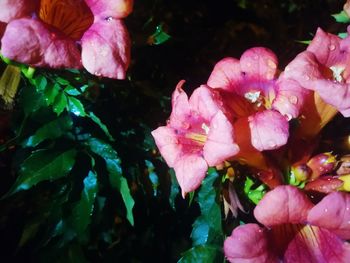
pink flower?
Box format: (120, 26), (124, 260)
(207, 47), (306, 152)
(282, 28), (350, 117)
(0, 0), (133, 79)
(151, 81), (239, 197)
(224, 185), (350, 262)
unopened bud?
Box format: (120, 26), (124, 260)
(307, 152), (337, 180)
(291, 164), (312, 182)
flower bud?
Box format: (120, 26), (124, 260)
(304, 176), (343, 193)
(291, 164), (312, 182)
(307, 152), (337, 180)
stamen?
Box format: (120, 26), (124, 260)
(244, 90), (261, 103)
(330, 66), (345, 83)
(186, 133), (207, 144)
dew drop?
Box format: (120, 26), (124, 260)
(288, 95), (298, 105)
(268, 140), (277, 148)
(285, 66), (290, 72)
(284, 113), (293, 121)
(304, 75), (310, 81)
(182, 122), (191, 129)
(267, 59), (277, 69)
(253, 55), (259, 60)
(324, 208), (328, 213)
(347, 207), (350, 211)
(329, 44), (336, 51)
(94, 71), (101, 76)
(105, 16), (113, 22)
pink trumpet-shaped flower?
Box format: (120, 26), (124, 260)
(224, 185), (350, 262)
(207, 47), (307, 152)
(151, 81), (240, 197)
(282, 28), (350, 116)
(0, 0), (133, 79)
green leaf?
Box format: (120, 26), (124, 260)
(44, 83), (60, 105)
(21, 85), (45, 115)
(148, 24), (171, 45)
(338, 32), (348, 39)
(88, 112), (115, 141)
(64, 85), (82, 96)
(5, 149), (77, 196)
(19, 222), (40, 247)
(55, 77), (70, 86)
(22, 115), (73, 147)
(244, 177), (266, 205)
(87, 138), (134, 225)
(34, 75), (48, 91)
(191, 168), (223, 246)
(53, 92), (67, 115)
(70, 171), (98, 237)
(332, 10), (350, 23)
(178, 245), (222, 263)
(67, 97), (86, 117)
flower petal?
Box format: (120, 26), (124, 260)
(173, 153), (208, 197)
(249, 110), (289, 151)
(0, 0), (38, 23)
(273, 78), (310, 120)
(1, 18), (81, 68)
(85, 0), (133, 18)
(283, 225), (350, 263)
(189, 85), (222, 121)
(312, 79), (350, 117)
(308, 191), (350, 240)
(240, 47), (278, 80)
(151, 126), (181, 167)
(224, 224), (277, 263)
(169, 81), (192, 130)
(207, 57), (242, 91)
(203, 111), (239, 166)
(254, 185), (314, 226)
(307, 28), (342, 67)
(81, 19), (130, 79)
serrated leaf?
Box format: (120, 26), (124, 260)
(88, 112), (115, 141)
(64, 85), (81, 96)
(87, 138), (134, 225)
(22, 115), (73, 147)
(70, 171), (98, 237)
(5, 149), (77, 196)
(34, 75), (48, 91)
(68, 96), (86, 117)
(332, 11), (350, 23)
(191, 168), (223, 246)
(178, 245), (222, 263)
(53, 92), (67, 115)
(44, 83), (60, 105)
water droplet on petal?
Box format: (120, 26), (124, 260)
(324, 208), (328, 212)
(253, 55), (259, 60)
(347, 207), (350, 211)
(267, 59), (277, 69)
(284, 113), (293, 121)
(105, 16), (113, 22)
(182, 123), (190, 129)
(288, 95), (298, 105)
(285, 66), (290, 72)
(94, 71), (101, 76)
(329, 44), (336, 51)
(268, 140), (277, 148)
(304, 75), (310, 81)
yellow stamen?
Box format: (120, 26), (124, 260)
(39, 0), (93, 40)
(186, 133), (207, 144)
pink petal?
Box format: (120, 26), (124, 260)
(312, 79), (350, 117)
(81, 19), (130, 79)
(1, 18), (81, 68)
(304, 176), (343, 193)
(240, 47), (278, 80)
(307, 28), (342, 67)
(248, 110), (289, 151)
(151, 126), (181, 167)
(272, 78), (310, 120)
(308, 191), (350, 240)
(169, 81), (192, 130)
(0, 0), (38, 23)
(254, 185), (314, 226)
(189, 85), (222, 121)
(85, 0), (133, 18)
(203, 111), (239, 166)
(173, 154), (208, 197)
(283, 225), (350, 263)
(224, 224), (277, 263)
(282, 51), (323, 89)
(207, 57), (242, 91)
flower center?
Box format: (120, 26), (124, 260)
(330, 66), (345, 83)
(185, 123), (210, 145)
(244, 89), (275, 109)
(39, 0), (94, 40)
